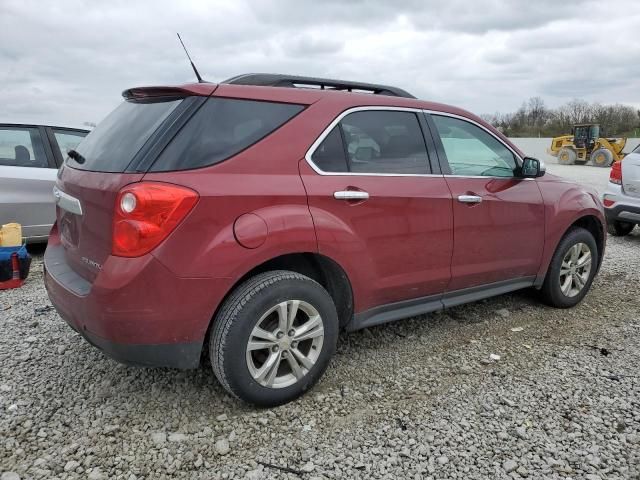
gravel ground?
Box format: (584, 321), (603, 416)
(1, 166), (639, 480)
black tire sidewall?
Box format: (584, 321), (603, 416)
(543, 228), (598, 308)
(607, 220), (635, 236)
(591, 149), (613, 167)
(558, 148), (576, 165)
(215, 275), (338, 407)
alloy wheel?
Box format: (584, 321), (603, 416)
(246, 300), (324, 389)
(559, 243), (592, 297)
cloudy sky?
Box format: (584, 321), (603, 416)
(1, 0), (638, 126)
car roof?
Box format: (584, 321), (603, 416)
(125, 78), (525, 158)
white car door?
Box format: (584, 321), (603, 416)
(0, 126), (58, 242)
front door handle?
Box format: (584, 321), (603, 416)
(457, 194), (482, 204)
(334, 190), (370, 200)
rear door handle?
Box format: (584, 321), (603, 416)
(457, 194), (482, 204)
(334, 190), (369, 200)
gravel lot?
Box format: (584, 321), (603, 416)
(1, 165), (639, 480)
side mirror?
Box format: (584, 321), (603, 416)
(521, 157), (545, 178)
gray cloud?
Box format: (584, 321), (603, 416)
(0, 0), (638, 126)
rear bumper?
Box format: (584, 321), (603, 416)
(604, 204), (640, 224)
(78, 328), (201, 369)
(44, 242), (230, 369)
(603, 184), (640, 224)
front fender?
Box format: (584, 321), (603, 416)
(536, 179), (606, 285)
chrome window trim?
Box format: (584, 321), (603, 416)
(304, 106), (437, 177)
(304, 106), (525, 178)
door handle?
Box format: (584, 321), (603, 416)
(457, 194), (482, 204)
(334, 190), (370, 200)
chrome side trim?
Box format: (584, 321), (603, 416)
(304, 106), (524, 178)
(53, 186), (83, 216)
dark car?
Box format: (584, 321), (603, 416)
(44, 74), (605, 406)
(0, 122), (89, 242)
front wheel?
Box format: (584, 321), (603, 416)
(590, 148), (614, 167)
(210, 270), (338, 407)
(607, 220), (635, 237)
(539, 227), (598, 308)
(557, 147), (577, 165)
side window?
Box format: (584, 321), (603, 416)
(0, 127), (48, 168)
(311, 126), (348, 172)
(340, 111), (429, 174)
(431, 115), (516, 177)
(151, 98), (304, 172)
(52, 129), (87, 159)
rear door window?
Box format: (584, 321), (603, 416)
(68, 98), (182, 172)
(342, 111), (429, 174)
(150, 98), (304, 171)
(310, 127), (349, 172)
(52, 129), (87, 160)
(310, 110), (430, 174)
(0, 127), (48, 168)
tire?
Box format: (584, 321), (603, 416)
(607, 219), (635, 236)
(590, 148), (614, 167)
(557, 147), (577, 165)
(539, 227), (598, 308)
(210, 270), (338, 407)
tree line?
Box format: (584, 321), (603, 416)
(481, 97), (640, 138)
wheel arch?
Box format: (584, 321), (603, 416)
(570, 215), (605, 270)
(202, 252), (354, 358)
(535, 212), (605, 287)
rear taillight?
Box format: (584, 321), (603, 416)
(112, 182), (198, 257)
(609, 161), (623, 185)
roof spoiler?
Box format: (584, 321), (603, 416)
(122, 84), (217, 100)
(223, 73), (415, 99)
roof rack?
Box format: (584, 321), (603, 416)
(222, 73), (416, 99)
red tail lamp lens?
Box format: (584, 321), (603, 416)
(112, 182), (198, 257)
(609, 161), (622, 185)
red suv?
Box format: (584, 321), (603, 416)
(45, 74), (605, 406)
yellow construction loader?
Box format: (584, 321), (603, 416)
(548, 123), (626, 167)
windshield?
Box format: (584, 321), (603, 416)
(67, 98), (182, 172)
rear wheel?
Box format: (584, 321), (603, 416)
(210, 270), (338, 407)
(557, 147), (577, 165)
(607, 220), (635, 236)
(590, 148), (614, 167)
(539, 227), (598, 308)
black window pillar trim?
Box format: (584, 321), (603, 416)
(422, 112), (452, 175)
(125, 96), (209, 173)
(337, 124), (352, 173)
(416, 111), (439, 175)
(38, 126), (58, 169)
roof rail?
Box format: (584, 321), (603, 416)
(222, 73), (416, 99)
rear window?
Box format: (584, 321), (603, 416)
(150, 98), (304, 172)
(68, 98), (181, 172)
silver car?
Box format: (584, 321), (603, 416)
(603, 143), (640, 236)
(0, 123), (89, 243)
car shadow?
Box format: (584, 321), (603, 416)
(47, 287), (543, 418)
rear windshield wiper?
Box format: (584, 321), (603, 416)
(67, 149), (86, 164)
